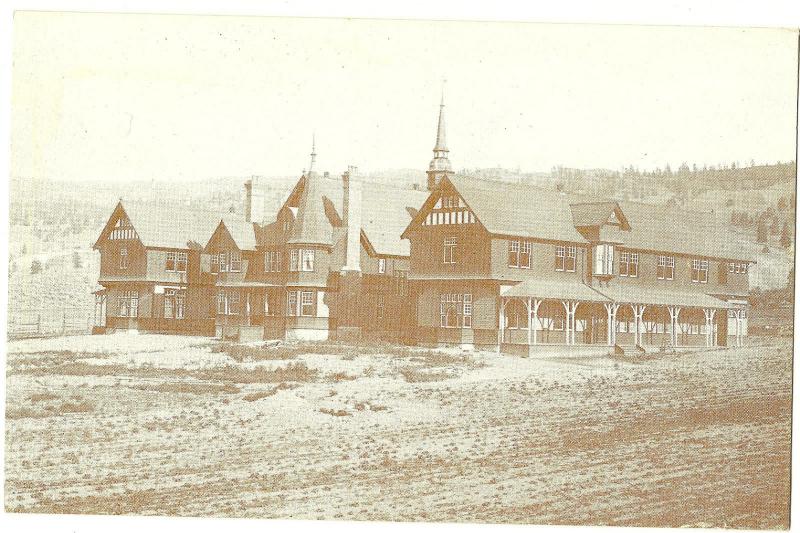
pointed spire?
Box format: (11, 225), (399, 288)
(434, 80), (447, 152)
(309, 132), (317, 172)
(427, 80), (453, 191)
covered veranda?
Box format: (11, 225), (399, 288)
(498, 280), (738, 357)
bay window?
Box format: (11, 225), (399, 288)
(594, 244), (614, 275)
(164, 288), (185, 319)
(118, 291), (138, 317)
(286, 290), (315, 316)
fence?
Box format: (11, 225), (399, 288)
(7, 307), (94, 340)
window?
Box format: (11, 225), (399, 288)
(508, 241), (532, 269)
(594, 244), (614, 275)
(439, 293), (472, 328)
(286, 290), (314, 316)
(264, 250), (282, 272)
(619, 251), (638, 277)
(164, 289), (185, 319)
(118, 291), (138, 317)
(230, 251), (242, 272)
(729, 261), (748, 274)
(300, 291), (314, 316)
(166, 251), (188, 272)
(691, 259), (709, 283)
(216, 290), (240, 315)
(288, 249), (315, 272)
(657, 255), (674, 280)
(119, 247), (129, 269)
(556, 244), (577, 272)
(508, 241), (519, 267)
(443, 237), (457, 264)
(213, 251), (241, 273)
(378, 258), (386, 274)
(301, 250), (315, 272)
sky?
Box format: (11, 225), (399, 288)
(10, 12), (799, 182)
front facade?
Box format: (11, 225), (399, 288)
(93, 202), (219, 336)
(93, 90), (752, 353)
(402, 176), (752, 355)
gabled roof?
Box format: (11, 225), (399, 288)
(411, 175), (752, 262)
(220, 216), (257, 251)
(570, 201), (630, 230)
(94, 200), (228, 250)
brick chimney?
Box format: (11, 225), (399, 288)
(342, 166), (361, 272)
(244, 179), (253, 223)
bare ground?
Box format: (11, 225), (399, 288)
(4, 334), (791, 528)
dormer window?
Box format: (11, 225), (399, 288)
(440, 194), (460, 209)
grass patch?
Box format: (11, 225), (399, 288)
(320, 407), (351, 417)
(28, 392), (59, 402)
(199, 362), (318, 384)
(217, 343), (299, 362)
(399, 366), (452, 383)
(132, 382), (241, 395)
(327, 371), (358, 382)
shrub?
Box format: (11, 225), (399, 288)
(399, 367), (451, 383)
(320, 407), (351, 417)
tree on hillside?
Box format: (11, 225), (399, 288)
(757, 217), (769, 243)
(780, 221), (792, 248)
(778, 196), (788, 210)
(30, 259), (42, 275)
(72, 251), (82, 269)
(771, 217), (780, 235)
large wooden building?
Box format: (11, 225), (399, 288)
(401, 175), (752, 355)
(94, 93), (752, 353)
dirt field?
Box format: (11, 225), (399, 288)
(4, 334), (791, 528)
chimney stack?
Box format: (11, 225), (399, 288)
(244, 179), (253, 223)
(342, 166), (362, 272)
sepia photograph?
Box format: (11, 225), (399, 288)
(4, 5), (798, 531)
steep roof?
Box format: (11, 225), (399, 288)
(433, 175), (753, 262)
(276, 174), (428, 257)
(287, 172), (334, 246)
(220, 216), (258, 251)
(95, 200), (229, 250)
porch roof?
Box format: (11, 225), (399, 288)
(599, 285), (732, 309)
(501, 279), (610, 303)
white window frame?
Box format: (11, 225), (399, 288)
(657, 255), (675, 280)
(119, 247), (129, 270)
(594, 244), (614, 275)
(300, 290), (314, 316)
(439, 293), (472, 328)
(264, 250), (282, 272)
(620, 251), (638, 278)
(691, 258), (709, 284)
(118, 290), (138, 317)
(164, 288), (185, 319)
(301, 249), (315, 272)
(287, 291), (298, 316)
(378, 258), (386, 274)
(443, 237), (457, 264)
